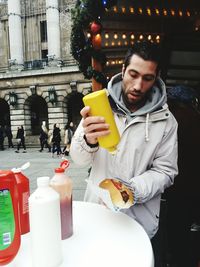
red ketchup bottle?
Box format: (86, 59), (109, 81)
(12, 168), (30, 235)
(50, 160), (73, 239)
(0, 170), (21, 266)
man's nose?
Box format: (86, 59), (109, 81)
(134, 77), (143, 90)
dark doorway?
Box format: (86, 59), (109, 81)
(67, 92), (84, 129)
(0, 99), (10, 126)
(30, 96), (48, 135)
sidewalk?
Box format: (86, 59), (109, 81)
(0, 148), (89, 201)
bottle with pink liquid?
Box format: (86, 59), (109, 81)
(50, 160), (73, 239)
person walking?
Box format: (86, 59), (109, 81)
(5, 125), (14, 148)
(39, 121), (51, 152)
(70, 41), (178, 267)
(62, 122), (74, 156)
(52, 123), (62, 157)
(15, 125), (26, 153)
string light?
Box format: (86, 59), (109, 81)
(87, 32), (91, 38)
(171, 9), (175, 16)
(113, 6), (117, 13)
(139, 7), (143, 15)
(122, 33), (127, 39)
(186, 11), (191, 17)
(113, 33), (118, 39)
(122, 7), (126, 13)
(130, 33), (135, 40)
(163, 9), (167, 16)
(147, 8), (151, 16)
(179, 10), (183, 17)
(139, 34), (143, 40)
(130, 7), (134, 14)
(105, 33), (109, 39)
(148, 34), (152, 40)
(155, 8), (160, 15)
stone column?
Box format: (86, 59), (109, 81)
(7, 0), (24, 66)
(46, 0), (61, 62)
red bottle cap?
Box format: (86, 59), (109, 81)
(55, 168), (65, 173)
(60, 159), (70, 170)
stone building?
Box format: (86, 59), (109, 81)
(0, 0), (200, 139)
(0, 0), (90, 138)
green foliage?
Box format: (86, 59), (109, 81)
(70, 0), (117, 86)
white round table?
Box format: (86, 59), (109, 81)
(7, 201), (154, 267)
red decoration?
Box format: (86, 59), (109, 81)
(92, 34), (102, 50)
(90, 21), (102, 34)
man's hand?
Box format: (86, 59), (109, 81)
(80, 106), (110, 145)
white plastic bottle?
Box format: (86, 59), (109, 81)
(29, 176), (62, 267)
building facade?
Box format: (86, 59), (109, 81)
(0, 0), (90, 137)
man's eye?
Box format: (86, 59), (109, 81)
(143, 76), (155, 82)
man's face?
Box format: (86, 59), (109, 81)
(122, 54), (158, 111)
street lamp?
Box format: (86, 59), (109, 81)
(48, 86), (57, 104)
(9, 92), (17, 106)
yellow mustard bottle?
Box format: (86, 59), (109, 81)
(82, 89), (120, 154)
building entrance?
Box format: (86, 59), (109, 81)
(0, 99), (10, 126)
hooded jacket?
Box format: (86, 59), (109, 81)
(70, 73), (178, 238)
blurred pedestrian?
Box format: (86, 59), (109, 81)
(15, 125), (26, 153)
(39, 121), (51, 152)
(62, 122), (74, 156)
(52, 123), (61, 157)
(5, 125), (14, 148)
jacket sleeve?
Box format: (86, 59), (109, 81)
(130, 117), (178, 204)
(70, 119), (99, 166)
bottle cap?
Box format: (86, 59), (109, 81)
(55, 168), (64, 173)
(37, 176), (50, 187)
(107, 146), (117, 154)
(60, 159), (70, 170)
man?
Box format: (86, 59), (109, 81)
(70, 41), (178, 265)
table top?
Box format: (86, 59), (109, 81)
(7, 201), (154, 267)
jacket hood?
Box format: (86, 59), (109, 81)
(107, 73), (167, 117)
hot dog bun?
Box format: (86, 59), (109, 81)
(99, 178), (134, 209)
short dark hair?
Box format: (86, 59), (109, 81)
(124, 41), (162, 74)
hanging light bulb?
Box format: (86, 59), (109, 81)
(130, 7), (134, 14)
(163, 9), (167, 16)
(111, 41), (115, 46)
(171, 9), (175, 16)
(139, 34), (143, 40)
(130, 33), (135, 40)
(147, 8), (151, 16)
(156, 35), (160, 43)
(113, 6), (117, 13)
(179, 10), (183, 17)
(114, 33), (118, 39)
(118, 41), (121, 46)
(122, 7), (126, 13)
(122, 33), (127, 39)
(139, 7), (143, 14)
(148, 34), (152, 40)
(155, 8), (160, 15)
(186, 11), (191, 17)
(105, 32), (109, 39)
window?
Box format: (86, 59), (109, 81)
(40, 21), (47, 42)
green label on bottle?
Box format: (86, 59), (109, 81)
(0, 189), (15, 250)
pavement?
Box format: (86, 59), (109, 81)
(0, 147), (89, 201)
